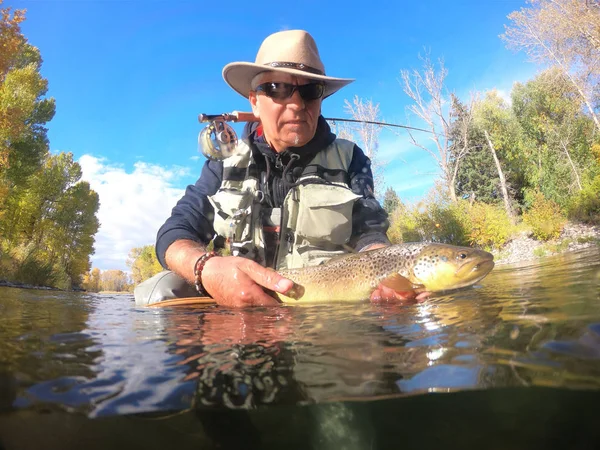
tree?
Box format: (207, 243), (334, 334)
(2, 152), (100, 288)
(0, 2), (55, 231)
(382, 186), (401, 215)
(82, 268), (101, 292)
(511, 68), (597, 208)
(448, 93), (477, 201)
(472, 90), (527, 222)
(501, 0), (600, 131)
(399, 52), (467, 202)
(100, 270), (131, 292)
(341, 95), (386, 193)
(0, 3), (98, 289)
(127, 244), (163, 285)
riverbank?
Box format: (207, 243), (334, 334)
(492, 222), (600, 265)
(0, 279), (63, 291)
(2, 222), (599, 293)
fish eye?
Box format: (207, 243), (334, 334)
(457, 252), (467, 260)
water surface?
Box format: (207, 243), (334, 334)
(1, 247), (599, 449)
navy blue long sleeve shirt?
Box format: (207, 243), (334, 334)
(155, 117), (391, 269)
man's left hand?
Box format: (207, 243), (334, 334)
(360, 243), (432, 304)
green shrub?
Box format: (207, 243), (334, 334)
(387, 192), (517, 251)
(13, 254), (57, 287)
(523, 190), (567, 241)
(463, 201), (514, 250)
(567, 174), (600, 224)
(387, 196), (469, 245)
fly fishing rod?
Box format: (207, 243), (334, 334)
(197, 111), (433, 161)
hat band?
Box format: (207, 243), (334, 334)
(264, 61), (324, 76)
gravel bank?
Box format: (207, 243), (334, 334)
(493, 222), (600, 266)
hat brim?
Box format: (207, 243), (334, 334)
(222, 62), (355, 99)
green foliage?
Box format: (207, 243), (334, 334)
(454, 90), (525, 207)
(127, 244), (163, 285)
(387, 188), (515, 251)
(387, 186), (470, 246)
(382, 186), (401, 215)
(463, 201), (514, 250)
(522, 190), (567, 241)
(511, 68), (597, 209)
(0, 151), (100, 289)
(0, 7), (90, 290)
(567, 174), (600, 224)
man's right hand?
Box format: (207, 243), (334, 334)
(164, 239), (294, 308)
(200, 256), (294, 308)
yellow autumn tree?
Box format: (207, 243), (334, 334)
(127, 244), (163, 285)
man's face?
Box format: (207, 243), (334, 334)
(249, 72), (323, 152)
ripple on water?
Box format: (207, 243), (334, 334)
(0, 247), (599, 416)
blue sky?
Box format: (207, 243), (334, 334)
(11, 0), (539, 271)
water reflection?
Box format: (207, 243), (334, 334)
(0, 289), (100, 414)
(0, 246), (598, 420)
(165, 307), (309, 408)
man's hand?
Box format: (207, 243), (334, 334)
(165, 239), (294, 308)
(360, 242), (432, 304)
(201, 256), (294, 308)
(370, 284), (431, 304)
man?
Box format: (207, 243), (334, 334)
(134, 29), (416, 307)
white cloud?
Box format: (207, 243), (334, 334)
(78, 155), (190, 272)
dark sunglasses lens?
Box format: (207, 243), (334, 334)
(298, 83), (324, 100)
(264, 82), (293, 99)
(260, 82), (324, 100)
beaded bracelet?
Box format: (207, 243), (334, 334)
(193, 251), (217, 296)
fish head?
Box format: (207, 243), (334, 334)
(411, 243), (495, 292)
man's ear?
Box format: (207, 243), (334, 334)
(249, 92), (260, 119)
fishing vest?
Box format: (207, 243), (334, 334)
(207, 138), (362, 270)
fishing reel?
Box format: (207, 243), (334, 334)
(197, 111), (256, 161)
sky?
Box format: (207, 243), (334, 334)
(10, 0), (540, 272)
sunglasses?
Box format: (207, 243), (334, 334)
(254, 82), (325, 101)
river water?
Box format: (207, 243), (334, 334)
(1, 247), (600, 449)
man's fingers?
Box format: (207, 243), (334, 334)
(371, 284), (428, 304)
(416, 291), (432, 302)
(231, 284), (281, 308)
(243, 261), (295, 294)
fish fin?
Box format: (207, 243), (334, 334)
(379, 274), (422, 292)
(342, 244), (358, 253)
(321, 251), (356, 265)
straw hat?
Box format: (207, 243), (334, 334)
(222, 29), (355, 99)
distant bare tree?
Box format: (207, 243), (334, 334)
(399, 52), (463, 202)
(330, 95), (386, 194)
(328, 119), (355, 141)
(501, 0), (600, 131)
(448, 92), (477, 201)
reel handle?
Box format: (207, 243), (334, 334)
(198, 111), (258, 123)
(231, 111), (256, 122)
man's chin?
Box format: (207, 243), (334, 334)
(285, 132), (311, 148)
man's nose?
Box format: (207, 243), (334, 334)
(287, 89), (305, 110)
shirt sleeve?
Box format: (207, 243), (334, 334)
(155, 159), (223, 269)
(347, 144), (392, 251)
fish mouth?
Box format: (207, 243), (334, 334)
(453, 258), (495, 288)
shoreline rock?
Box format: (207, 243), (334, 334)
(492, 222), (600, 266)
(0, 279), (63, 291)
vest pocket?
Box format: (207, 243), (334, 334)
(294, 183), (362, 246)
(208, 189), (255, 243)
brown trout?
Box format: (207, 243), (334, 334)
(147, 242), (494, 307)
(275, 242), (494, 303)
